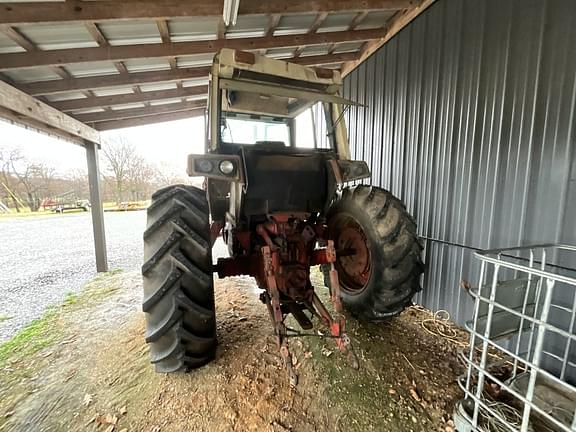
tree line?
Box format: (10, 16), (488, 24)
(0, 138), (189, 212)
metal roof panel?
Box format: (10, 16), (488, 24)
(169, 17), (219, 42)
(274, 14), (318, 36)
(356, 11), (396, 29)
(226, 15), (267, 39)
(92, 86), (135, 97)
(124, 58), (171, 73)
(45, 92), (88, 102)
(111, 103), (147, 111)
(66, 61), (119, 78)
(3, 67), (61, 83)
(16, 23), (98, 50)
(0, 33), (26, 54)
(332, 41), (364, 53)
(139, 82), (178, 92)
(98, 20), (162, 46)
(177, 53), (214, 68)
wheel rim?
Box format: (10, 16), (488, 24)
(331, 213), (372, 295)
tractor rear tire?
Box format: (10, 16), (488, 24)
(142, 184), (217, 373)
(323, 185), (423, 321)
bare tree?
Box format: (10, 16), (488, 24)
(102, 137), (136, 205)
(127, 154), (156, 201)
(66, 168), (89, 198)
(154, 161), (190, 187)
(0, 147), (24, 212)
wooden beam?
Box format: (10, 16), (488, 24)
(0, 28), (391, 70)
(52, 85), (208, 111)
(266, 14), (282, 37)
(0, 80), (100, 144)
(217, 18), (227, 40)
(75, 100), (206, 123)
(308, 12), (329, 34)
(0, 106), (85, 146)
(85, 23), (109, 47)
(341, 0), (435, 76)
(19, 67), (212, 96)
(156, 20), (171, 43)
(94, 109), (205, 131)
(348, 11), (370, 30)
(114, 61), (129, 74)
(16, 51), (353, 96)
(0, 24), (86, 97)
(0, 25), (35, 51)
(0, 0), (415, 25)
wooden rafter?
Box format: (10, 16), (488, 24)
(0, 0), (414, 25)
(217, 18), (227, 40)
(18, 51), (356, 96)
(341, 0), (436, 76)
(0, 24), (90, 98)
(293, 12), (329, 58)
(327, 11), (369, 54)
(0, 25), (35, 51)
(84, 22), (132, 83)
(0, 80), (100, 144)
(20, 67), (211, 96)
(52, 85), (208, 112)
(85, 22), (108, 47)
(75, 100), (206, 123)
(0, 28), (391, 70)
(94, 109), (205, 131)
(156, 20), (171, 43)
(348, 11), (370, 30)
(266, 14), (282, 37)
(0, 106), (85, 145)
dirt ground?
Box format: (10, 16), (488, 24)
(0, 270), (465, 432)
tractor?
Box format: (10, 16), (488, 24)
(142, 49), (423, 385)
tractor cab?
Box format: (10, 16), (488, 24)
(188, 48), (369, 233)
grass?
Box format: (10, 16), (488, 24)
(0, 269), (124, 369)
(0, 308), (60, 367)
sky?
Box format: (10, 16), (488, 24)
(0, 116), (206, 176)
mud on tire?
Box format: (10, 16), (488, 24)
(323, 185), (423, 321)
(142, 184), (217, 373)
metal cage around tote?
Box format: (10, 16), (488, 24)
(454, 244), (576, 432)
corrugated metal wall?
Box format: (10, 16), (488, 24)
(340, 0), (576, 325)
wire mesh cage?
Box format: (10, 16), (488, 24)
(454, 244), (576, 432)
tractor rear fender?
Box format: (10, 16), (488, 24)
(328, 159), (371, 184)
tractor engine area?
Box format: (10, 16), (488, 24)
(215, 216), (358, 386)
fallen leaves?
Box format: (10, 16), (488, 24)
(82, 394), (93, 406)
(97, 413), (118, 425)
(409, 387), (421, 402)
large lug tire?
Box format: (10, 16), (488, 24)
(142, 184), (217, 373)
(323, 185), (424, 321)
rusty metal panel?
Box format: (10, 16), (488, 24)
(342, 0), (576, 325)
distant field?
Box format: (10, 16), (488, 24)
(0, 201), (149, 219)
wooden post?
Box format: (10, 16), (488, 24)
(85, 140), (108, 272)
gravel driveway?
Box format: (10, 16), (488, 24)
(0, 210), (228, 342)
(0, 211), (145, 342)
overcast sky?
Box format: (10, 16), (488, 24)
(0, 116), (206, 175)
